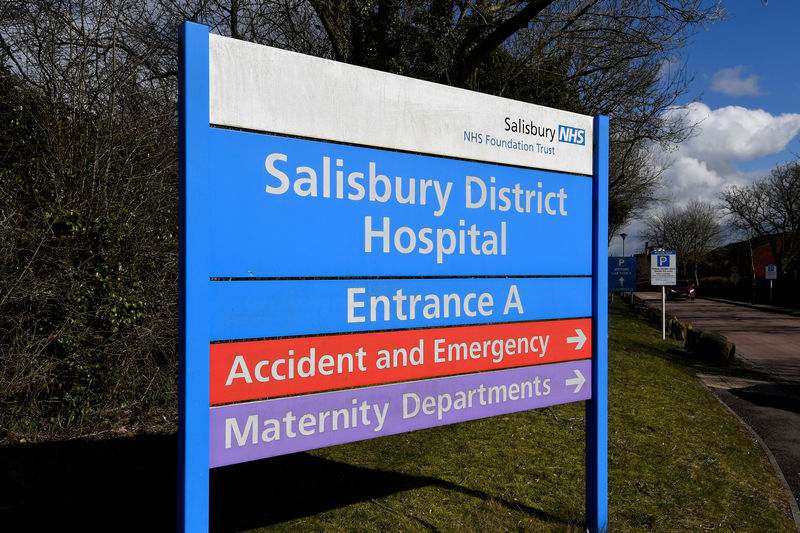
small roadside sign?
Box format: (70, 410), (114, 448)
(609, 257), (636, 293)
(651, 250), (676, 340)
(766, 264), (777, 280)
(650, 250), (676, 286)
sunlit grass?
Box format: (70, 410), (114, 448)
(239, 299), (795, 532)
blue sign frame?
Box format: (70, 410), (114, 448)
(179, 23), (211, 532)
(179, 22), (608, 532)
(589, 115), (608, 532)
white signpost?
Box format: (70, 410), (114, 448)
(650, 251), (676, 339)
(766, 264), (777, 280)
(766, 264), (777, 303)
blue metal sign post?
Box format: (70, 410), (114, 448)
(179, 22), (608, 532)
(178, 22), (210, 531)
(589, 116), (609, 532)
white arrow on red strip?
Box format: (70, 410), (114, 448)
(565, 369), (586, 393)
(566, 328), (587, 350)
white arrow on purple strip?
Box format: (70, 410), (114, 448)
(565, 369), (586, 393)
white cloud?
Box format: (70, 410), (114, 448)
(614, 103), (800, 255)
(711, 66), (761, 96)
(666, 157), (726, 201)
(668, 103), (800, 174)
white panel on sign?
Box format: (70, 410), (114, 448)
(650, 251), (677, 286)
(208, 34), (593, 175)
(766, 264), (777, 280)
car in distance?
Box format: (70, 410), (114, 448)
(668, 279), (695, 300)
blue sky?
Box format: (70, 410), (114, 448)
(610, 0), (800, 255)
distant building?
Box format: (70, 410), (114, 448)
(632, 236), (799, 306)
(699, 236), (795, 305)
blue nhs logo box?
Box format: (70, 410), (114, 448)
(558, 125), (585, 145)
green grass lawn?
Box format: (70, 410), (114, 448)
(221, 299), (795, 532)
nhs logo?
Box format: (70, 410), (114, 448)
(558, 125), (585, 145)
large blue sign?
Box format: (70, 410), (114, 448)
(179, 22), (608, 532)
(608, 257), (636, 293)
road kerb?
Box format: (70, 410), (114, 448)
(697, 375), (800, 533)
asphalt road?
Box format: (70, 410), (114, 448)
(637, 292), (800, 526)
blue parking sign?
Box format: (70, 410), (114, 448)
(609, 257), (636, 293)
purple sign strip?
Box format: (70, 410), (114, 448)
(210, 359), (591, 468)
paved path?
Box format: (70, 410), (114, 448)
(637, 292), (800, 382)
(636, 292), (800, 528)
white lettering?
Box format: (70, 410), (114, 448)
(503, 284), (524, 315)
(225, 415), (259, 448)
(347, 287), (366, 323)
(265, 153), (289, 194)
(226, 355), (252, 386)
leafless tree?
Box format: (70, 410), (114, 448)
(644, 199), (723, 283)
(720, 160), (800, 276)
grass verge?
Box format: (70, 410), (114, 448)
(210, 298), (795, 532)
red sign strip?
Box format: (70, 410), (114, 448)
(210, 318), (591, 405)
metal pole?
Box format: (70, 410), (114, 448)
(661, 286), (666, 340)
(587, 115), (609, 532)
(179, 22), (211, 533)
